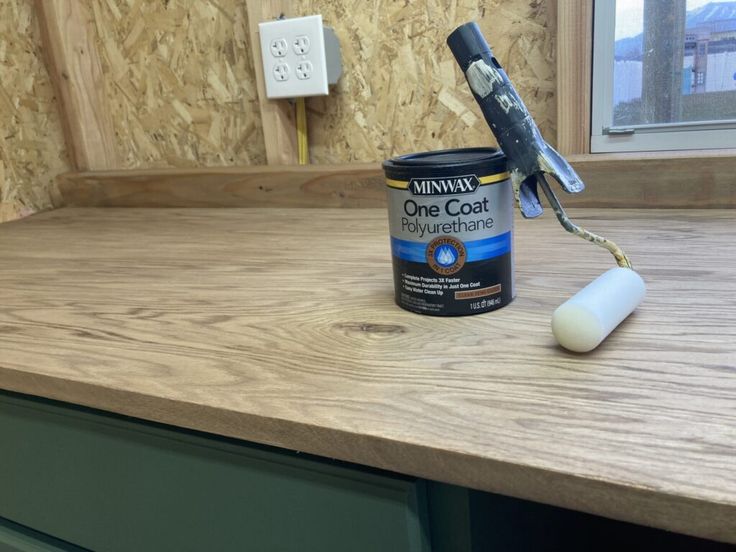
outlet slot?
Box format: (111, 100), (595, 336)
(273, 63), (290, 82)
(270, 38), (288, 58)
(293, 36), (310, 55)
(296, 61), (313, 80)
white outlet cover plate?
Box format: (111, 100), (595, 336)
(258, 15), (329, 99)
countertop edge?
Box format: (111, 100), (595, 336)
(1, 367), (734, 545)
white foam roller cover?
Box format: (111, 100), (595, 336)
(552, 267), (646, 352)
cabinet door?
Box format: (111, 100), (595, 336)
(0, 517), (87, 552)
(0, 391), (429, 552)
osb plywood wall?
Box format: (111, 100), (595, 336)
(295, 0), (557, 162)
(90, 0), (267, 168)
(88, 0), (555, 167)
(0, 0), (555, 222)
(0, 0), (70, 223)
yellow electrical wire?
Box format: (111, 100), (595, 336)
(296, 97), (308, 165)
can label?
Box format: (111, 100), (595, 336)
(386, 171), (514, 315)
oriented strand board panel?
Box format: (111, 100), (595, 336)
(90, 0), (267, 168)
(85, 0), (555, 167)
(293, 0), (557, 162)
(0, 0), (70, 223)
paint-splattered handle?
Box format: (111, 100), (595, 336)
(448, 23), (633, 269)
(447, 22), (585, 219)
(447, 23), (540, 175)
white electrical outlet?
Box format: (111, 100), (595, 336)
(273, 62), (289, 81)
(270, 38), (288, 58)
(296, 61), (313, 80)
(258, 15), (329, 99)
(293, 36), (310, 55)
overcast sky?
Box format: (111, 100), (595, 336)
(615, 0), (733, 39)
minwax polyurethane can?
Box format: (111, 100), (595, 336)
(383, 148), (514, 316)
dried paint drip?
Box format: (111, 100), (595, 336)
(383, 148), (515, 316)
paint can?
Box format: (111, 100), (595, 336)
(383, 148), (515, 316)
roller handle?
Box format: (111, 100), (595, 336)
(445, 21), (493, 72)
(447, 22), (586, 222)
(446, 23), (543, 176)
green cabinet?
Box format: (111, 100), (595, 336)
(0, 517), (86, 552)
(1, 391), (731, 552)
(0, 391), (428, 552)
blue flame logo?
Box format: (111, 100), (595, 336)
(434, 245), (458, 267)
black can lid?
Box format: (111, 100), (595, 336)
(383, 147), (507, 181)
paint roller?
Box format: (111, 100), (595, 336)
(447, 22), (645, 352)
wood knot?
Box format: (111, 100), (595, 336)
(334, 322), (407, 336)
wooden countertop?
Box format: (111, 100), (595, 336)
(1, 207), (735, 542)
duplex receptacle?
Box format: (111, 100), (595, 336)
(258, 15), (331, 99)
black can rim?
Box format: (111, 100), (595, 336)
(383, 147), (507, 181)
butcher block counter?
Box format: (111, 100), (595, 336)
(1, 207), (735, 551)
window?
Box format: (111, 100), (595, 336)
(591, 0), (736, 152)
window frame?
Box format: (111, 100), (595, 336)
(557, 1), (736, 158)
(555, 0), (735, 208)
(589, 0), (736, 153)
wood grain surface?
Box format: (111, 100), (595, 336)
(1, 208), (735, 542)
(245, 0), (298, 165)
(556, 0), (593, 155)
(57, 152), (736, 208)
(57, 164), (386, 208)
(35, 0), (118, 170)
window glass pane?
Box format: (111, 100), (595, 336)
(613, 0), (736, 126)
